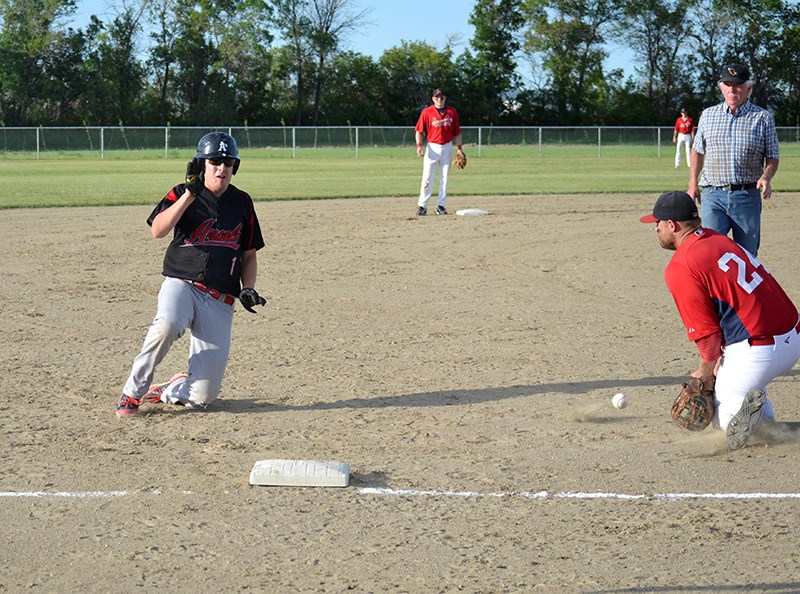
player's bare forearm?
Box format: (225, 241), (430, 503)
(151, 190), (195, 238)
(240, 248), (258, 289)
(415, 131), (424, 157)
(693, 357), (719, 379)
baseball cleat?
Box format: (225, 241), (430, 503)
(726, 387), (766, 450)
(417, 206), (427, 216)
(116, 394), (141, 417)
(116, 372), (189, 417)
(141, 372), (189, 404)
(436, 206), (448, 215)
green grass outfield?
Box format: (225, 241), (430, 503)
(2, 144), (798, 208)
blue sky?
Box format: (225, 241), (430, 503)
(68, 0), (631, 76)
(69, 0), (478, 59)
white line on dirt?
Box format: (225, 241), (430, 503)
(0, 491), (135, 498)
(357, 488), (800, 500)
(3, 488), (800, 500)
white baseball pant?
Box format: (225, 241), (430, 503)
(675, 133), (692, 168)
(418, 141), (453, 209)
(714, 321), (800, 431)
(123, 276), (235, 407)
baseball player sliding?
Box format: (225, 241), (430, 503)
(415, 88), (465, 216)
(117, 132), (266, 416)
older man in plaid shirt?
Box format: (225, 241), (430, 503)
(688, 63), (780, 257)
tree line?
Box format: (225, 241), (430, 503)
(1, 0), (798, 129)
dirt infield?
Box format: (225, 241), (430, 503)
(2, 194), (800, 593)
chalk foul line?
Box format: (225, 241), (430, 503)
(356, 487), (800, 500)
(0, 490), (158, 498)
(3, 488), (800, 501)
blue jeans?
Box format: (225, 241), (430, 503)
(700, 187), (762, 256)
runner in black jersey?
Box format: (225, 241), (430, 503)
(117, 132), (266, 416)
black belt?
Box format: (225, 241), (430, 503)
(714, 183), (757, 191)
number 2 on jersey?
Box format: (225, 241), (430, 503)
(717, 251), (764, 294)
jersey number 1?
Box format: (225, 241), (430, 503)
(230, 256), (238, 277)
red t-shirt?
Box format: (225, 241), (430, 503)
(674, 116), (694, 135)
(665, 228), (798, 345)
(415, 105), (461, 144)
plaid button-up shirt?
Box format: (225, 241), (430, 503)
(692, 100), (779, 187)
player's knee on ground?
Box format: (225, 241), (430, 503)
(188, 377), (221, 407)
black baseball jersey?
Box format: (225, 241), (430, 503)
(148, 183), (265, 296)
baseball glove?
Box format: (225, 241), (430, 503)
(453, 150), (467, 170)
(671, 376), (716, 431)
(185, 158), (205, 196)
(239, 288), (267, 313)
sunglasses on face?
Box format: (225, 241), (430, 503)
(208, 157), (236, 167)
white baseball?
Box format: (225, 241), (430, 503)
(612, 392), (629, 409)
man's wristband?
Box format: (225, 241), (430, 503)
(416, 143), (421, 148)
(457, 145), (462, 151)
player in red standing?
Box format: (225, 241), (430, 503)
(641, 191), (800, 449)
(414, 88), (465, 216)
(672, 108), (694, 168)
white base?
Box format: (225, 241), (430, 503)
(249, 459), (350, 487)
(456, 208), (489, 216)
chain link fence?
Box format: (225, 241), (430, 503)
(1, 125), (798, 159)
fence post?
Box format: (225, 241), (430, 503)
(165, 126), (169, 158)
(478, 127), (482, 157)
(100, 127), (104, 159)
(597, 127), (601, 158)
(292, 127), (296, 159)
(355, 126), (359, 159)
(657, 127), (661, 158)
(36, 127), (40, 160)
(538, 127), (542, 157)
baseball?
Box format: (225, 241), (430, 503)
(612, 392), (629, 409)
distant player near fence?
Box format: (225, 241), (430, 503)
(672, 108), (694, 168)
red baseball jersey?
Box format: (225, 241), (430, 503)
(674, 116), (694, 135)
(665, 228), (798, 345)
(415, 105), (461, 144)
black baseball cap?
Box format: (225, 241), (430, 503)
(640, 191), (699, 223)
(720, 64), (750, 85)
(432, 88), (445, 97)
